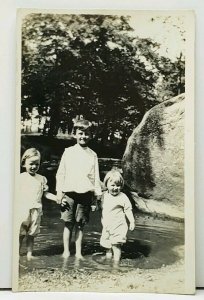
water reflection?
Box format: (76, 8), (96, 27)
(19, 208), (184, 275)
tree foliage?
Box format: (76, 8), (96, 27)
(22, 13), (185, 139)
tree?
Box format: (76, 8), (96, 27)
(148, 16), (185, 101)
(21, 13), (185, 140)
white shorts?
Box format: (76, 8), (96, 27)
(20, 208), (42, 236)
(100, 222), (128, 249)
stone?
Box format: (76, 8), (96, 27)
(122, 93), (185, 217)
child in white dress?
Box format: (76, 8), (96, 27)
(100, 170), (135, 262)
(19, 148), (57, 260)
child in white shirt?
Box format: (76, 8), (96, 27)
(100, 169), (135, 262)
(56, 119), (102, 259)
(19, 148), (57, 260)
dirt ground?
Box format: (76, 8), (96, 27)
(18, 245), (185, 294)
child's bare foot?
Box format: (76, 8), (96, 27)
(113, 260), (120, 269)
(106, 252), (112, 259)
(62, 251), (70, 259)
(75, 253), (84, 260)
(27, 254), (36, 261)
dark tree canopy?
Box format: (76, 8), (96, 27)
(22, 13), (185, 139)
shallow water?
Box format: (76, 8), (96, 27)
(19, 202), (184, 275)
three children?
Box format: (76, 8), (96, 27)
(19, 119), (135, 263)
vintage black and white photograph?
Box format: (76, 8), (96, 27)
(13, 9), (195, 294)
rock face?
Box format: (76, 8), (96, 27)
(122, 94), (185, 212)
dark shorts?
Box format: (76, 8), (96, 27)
(61, 191), (93, 229)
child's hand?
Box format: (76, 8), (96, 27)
(91, 195), (101, 211)
(91, 205), (96, 212)
(96, 200), (102, 211)
(129, 222), (135, 231)
(61, 197), (70, 212)
(61, 197), (68, 205)
(56, 191), (64, 204)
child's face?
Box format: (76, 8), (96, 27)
(24, 156), (40, 175)
(75, 128), (91, 147)
(107, 179), (122, 196)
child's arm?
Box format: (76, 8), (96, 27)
(44, 191), (58, 203)
(42, 176), (58, 203)
(124, 196), (135, 231)
(90, 155), (102, 211)
(56, 151), (66, 204)
(125, 210), (135, 231)
(94, 155), (102, 197)
(56, 191), (65, 204)
(91, 194), (102, 211)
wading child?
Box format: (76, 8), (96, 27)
(56, 119), (102, 259)
(100, 169), (135, 262)
(19, 148), (57, 260)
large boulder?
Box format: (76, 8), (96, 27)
(122, 94), (185, 217)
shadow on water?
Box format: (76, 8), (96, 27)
(19, 206), (184, 275)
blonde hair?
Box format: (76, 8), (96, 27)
(104, 169), (124, 189)
(21, 148), (41, 166)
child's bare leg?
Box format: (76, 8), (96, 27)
(112, 244), (121, 262)
(26, 235), (34, 260)
(75, 228), (84, 259)
(106, 249), (112, 259)
(62, 224), (72, 258)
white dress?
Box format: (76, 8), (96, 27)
(18, 172), (48, 227)
(100, 191), (133, 249)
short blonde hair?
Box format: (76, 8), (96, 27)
(103, 169), (124, 188)
(21, 148), (41, 166)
